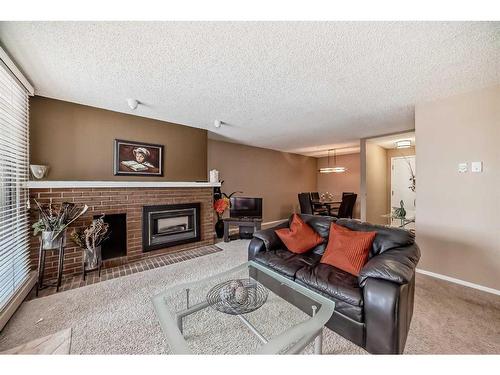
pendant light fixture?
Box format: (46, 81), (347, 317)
(318, 149), (347, 173)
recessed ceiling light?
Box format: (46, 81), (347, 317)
(214, 120), (222, 128)
(127, 98), (139, 110)
(396, 140), (411, 149)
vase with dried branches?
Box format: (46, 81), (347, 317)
(71, 216), (110, 278)
(32, 200), (89, 250)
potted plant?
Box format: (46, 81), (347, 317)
(212, 181), (242, 238)
(213, 197), (230, 238)
(70, 215), (110, 278)
(32, 200), (88, 250)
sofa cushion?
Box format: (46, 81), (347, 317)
(295, 263), (364, 322)
(296, 263), (363, 306)
(253, 249), (321, 279)
(276, 214), (324, 254)
(336, 218), (415, 257)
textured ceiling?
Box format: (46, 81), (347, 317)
(0, 21), (499, 157)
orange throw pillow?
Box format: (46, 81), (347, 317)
(320, 223), (376, 276)
(275, 214), (324, 254)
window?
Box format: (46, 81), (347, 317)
(0, 58), (30, 312)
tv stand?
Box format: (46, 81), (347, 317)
(223, 217), (262, 242)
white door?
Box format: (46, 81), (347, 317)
(391, 156), (416, 228)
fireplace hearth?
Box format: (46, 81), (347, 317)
(142, 203), (201, 252)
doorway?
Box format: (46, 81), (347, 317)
(391, 156), (416, 228)
(360, 130), (416, 226)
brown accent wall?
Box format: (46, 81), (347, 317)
(416, 84), (500, 290)
(29, 187), (214, 280)
(317, 153), (361, 218)
(29, 97), (208, 181)
(207, 140), (317, 223)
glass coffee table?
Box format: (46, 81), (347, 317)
(152, 261), (335, 354)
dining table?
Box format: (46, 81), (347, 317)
(311, 199), (342, 215)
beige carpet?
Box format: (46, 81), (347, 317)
(0, 240), (499, 354)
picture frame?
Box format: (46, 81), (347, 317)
(113, 139), (164, 177)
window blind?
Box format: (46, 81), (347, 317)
(0, 59), (30, 312)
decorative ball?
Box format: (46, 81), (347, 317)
(219, 285), (235, 301)
(234, 286), (249, 304)
(229, 280), (243, 290)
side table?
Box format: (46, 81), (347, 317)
(223, 217), (262, 242)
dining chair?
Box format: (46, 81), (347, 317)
(330, 193), (357, 219)
(298, 193), (328, 216)
(298, 193), (313, 215)
(309, 192), (330, 214)
(309, 192), (321, 201)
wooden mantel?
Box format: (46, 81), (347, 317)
(25, 180), (221, 189)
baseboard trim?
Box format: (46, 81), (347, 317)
(0, 271), (37, 331)
(416, 268), (500, 296)
(227, 218), (288, 235)
(261, 219), (288, 228)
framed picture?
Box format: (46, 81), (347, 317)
(114, 139), (164, 176)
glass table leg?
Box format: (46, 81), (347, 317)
(312, 305), (323, 354)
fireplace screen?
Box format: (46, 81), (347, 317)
(157, 216), (189, 235)
(143, 203), (201, 252)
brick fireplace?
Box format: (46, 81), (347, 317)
(28, 182), (217, 280)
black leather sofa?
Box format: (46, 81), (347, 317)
(248, 214), (420, 354)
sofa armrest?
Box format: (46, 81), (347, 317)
(248, 222), (288, 260)
(358, 243), (420, 287)
(363, 276), (416, 354)
(248, 238), (265, 260)
(253, 222), (288, 250)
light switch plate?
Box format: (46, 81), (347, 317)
(471, 161), (483, 173)
(458, 162), (468, 173)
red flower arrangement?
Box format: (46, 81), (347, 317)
(213, 197), (230, 217)
(213, 182), (243, 238)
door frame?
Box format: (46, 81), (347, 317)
(359, 129), (415, 222)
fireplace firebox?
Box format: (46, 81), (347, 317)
(95, 213), (127, 260)
(142, 203), (201, 252)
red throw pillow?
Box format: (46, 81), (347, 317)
(275, 214), (324, 254)
(320, 223), (376, 276)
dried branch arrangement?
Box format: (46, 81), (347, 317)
(70, 216), (110, 251)
(32, 200), (89, 239)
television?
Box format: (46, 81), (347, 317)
(230, 197), (262, 219)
